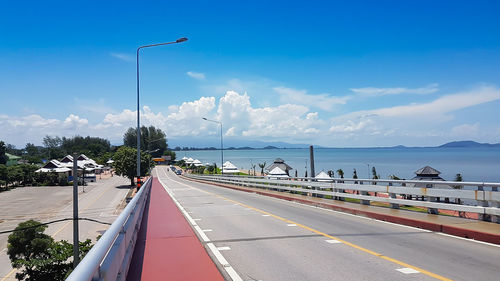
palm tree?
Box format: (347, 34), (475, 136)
(327, 170), (334, 178)
(336, 169), (344, 178)
(258, 162), (266, 176)
(251, 164), (256, 176)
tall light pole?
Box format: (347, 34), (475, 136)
(136, 37), (188, 187)
(202, 118), (223, 175)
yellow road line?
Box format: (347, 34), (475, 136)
(160, 169), (452, 281)
(2, 184), (117, 281)
(0, 269), (16, 281)
(52, 185), (113, 237)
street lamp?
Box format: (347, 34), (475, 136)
(202, 117), (223, 175)
(136, 37), (188, 187)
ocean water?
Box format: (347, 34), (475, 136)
(177, 147), (500, 183)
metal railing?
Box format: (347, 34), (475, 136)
(66, 178), (152, 281)
(186, 174), (500, 223)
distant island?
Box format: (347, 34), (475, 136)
(171, 141), (500, 151)
(438, 141), (500, 148)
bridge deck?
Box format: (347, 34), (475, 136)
(127, 177), (224, 281)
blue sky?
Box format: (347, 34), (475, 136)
(1, 0), (500, 147)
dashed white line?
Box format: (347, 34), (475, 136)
(262, 214), (271, 217)
(396, 267), (420, 274)
(157, 168), (243, 281)
(287, 224), (297, 227)
(326, 239), (342, 244)
(194, 218), (202, 221)
(203, 229), (213, 232)
(217, 246), (231, 251)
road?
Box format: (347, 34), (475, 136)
(154, 166), (500, 281)
(0, 175), (130, 281)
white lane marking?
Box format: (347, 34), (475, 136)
(217, 246), (231, 251)
(396, 268), (420, 274)
(203, 229), (213, 232)
(166, 170), (500, 249)
(194, 218), (202, 221)
(287, 224), (297, 227)
(157, 168), (243, 281)
(207, 243), (243, 281)
(435, 232), (500, 248)
(262, 214), (271, 217)
(326, 239), (342, 244)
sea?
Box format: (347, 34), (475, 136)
(177, 147), (500, 183)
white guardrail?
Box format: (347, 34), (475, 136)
(186, 174), (500, 223)
(66, 178), (152, 281)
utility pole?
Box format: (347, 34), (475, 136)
(72, 153), (79, 268)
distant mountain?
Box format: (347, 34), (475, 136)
(439, 141), (500, 148)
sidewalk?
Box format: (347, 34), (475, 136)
(186, 176), (500, 245)
(127, 177), (224, 281)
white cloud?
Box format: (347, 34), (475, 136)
(350, 83), (439, 97)
(1, 85), (499, 148)
(110, 52), (134, 62)
(451, 123), (480, 136)
(63, 114), (88, 128)
(187, 71), (206, 80)
(274, 86), (350, 111)
(369, 85), (500, 118)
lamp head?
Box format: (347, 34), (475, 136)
(202, 117), (207, 120)
(176, 37), (188, 43)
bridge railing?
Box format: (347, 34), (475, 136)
(66, 177), (152, 281)
(186, 174), (500, 223)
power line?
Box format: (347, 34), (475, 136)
(0, 218), (111, 235)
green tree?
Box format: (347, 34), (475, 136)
(336, 169), (344, 178)
(43, 136), (64, 159)
(123, 126), (168, 157)
(19, 164), (38, 186)
(0, 164), (7, 188)
(8, 220), (93, 281)
(0, 141), (7, 165)
(258, 162), (266, 176)
(113, 146), (154, 186)
(352, 168), (358, 179)
(371, 166), (379, 179)
(7, 165), (24, 186)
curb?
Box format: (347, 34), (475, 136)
(184, 176), (500, 245)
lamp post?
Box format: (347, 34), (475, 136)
(202, 118), (223, 175)
(136, 37), (188, 187)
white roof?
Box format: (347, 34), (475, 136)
(185, 157), (194, 164)
(222, 161), (240, 173)
(181, 156), (189, 161)
(36, 167), (71, 173)
(192, 159), (203, 167)
(315, 171), (333, 182)
(267, 167), (289, 179)
(106, 160), (114, 164)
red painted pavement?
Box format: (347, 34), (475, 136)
(138, 177), (224, 281)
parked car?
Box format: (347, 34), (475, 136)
(175, 170), (182, 175)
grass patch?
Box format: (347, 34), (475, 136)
(345, 198), (361, 203)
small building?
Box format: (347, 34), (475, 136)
(266, 158), (293, 176)
(222, 161), (240, 174)
(267, 166), (289, 179)
(315, 171), (333, 182)
(412, 166), (445, 182)
(6, 153), (21, 167)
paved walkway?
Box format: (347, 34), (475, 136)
(127, 178), (224, 281)
(186, 176), (500, 245)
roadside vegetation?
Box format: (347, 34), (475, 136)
(7, 220), (93, 281)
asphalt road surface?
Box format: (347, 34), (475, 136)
(154, 166), (500, 281)
(0, 175), (130, 281)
